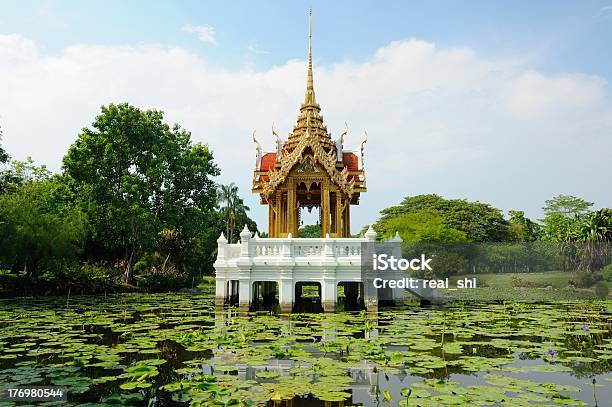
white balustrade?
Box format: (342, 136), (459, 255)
(226, 244), (241, 259)
(218, 236), (364, 262)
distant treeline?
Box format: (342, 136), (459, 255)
(0, 103), (255, 296)
(372, 194), (612, 285)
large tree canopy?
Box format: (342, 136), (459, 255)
(543, 194), (593, 218)
(375, 194), (512, 242)
(376, 210), (467, 243)
(63, 103), (220, 282)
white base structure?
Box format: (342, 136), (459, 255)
(214, 225), (406, 312)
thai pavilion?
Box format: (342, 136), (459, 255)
(213, 12), (418, 312)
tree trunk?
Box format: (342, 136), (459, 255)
(122, 248), (135, 284)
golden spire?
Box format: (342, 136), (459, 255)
(305, 8), (316, 105)
(283, 8), (334, 154)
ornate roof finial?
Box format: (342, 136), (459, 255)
(272, 122), (282, 162)
(252, 130), (262, 170)
(305, 8), (316, 105)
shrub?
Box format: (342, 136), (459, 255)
(576, 271), (603, 288)
(601, 264), (612, 282)
(595, 282), (609, 298)
(510, 276), (545, 288)
(134, 264), (189, 292)
(40, 262), (122, 294)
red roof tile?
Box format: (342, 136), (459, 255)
(343, 152), (359, 171)
(261, 152), (276, 171)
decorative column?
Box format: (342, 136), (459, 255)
(287, 182), (297, 237)
(279, 275), (294, 313)
(321, 233), (337, 312)
(335, 193), (342, 236)
(268, 204), (275, 238)
(215, 279), (227, 307)
(345, 205), (350, 237)
(321, 278), (337, 312)
(321, 185), (330, 236)
(274, 191), (282, 237)
(237, 225), (253, 311)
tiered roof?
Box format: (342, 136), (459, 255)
(252, 11), (366, 201)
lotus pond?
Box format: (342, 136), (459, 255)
(1, 293), (611, 406)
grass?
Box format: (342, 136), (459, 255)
(441, 271), (610, 302)
(449, 271), (576, 289)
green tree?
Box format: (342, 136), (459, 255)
(564, 209), (612, 272)
(375, 194), (511, 242)
(0, 177), (87, 276)
(298, 224), (321, 238)
(0, 158), (51, 193)
(63, 103), (220, 283)
(217, 183), (238, 242)
(508, 210), (540, 242)
(377, 210), (467, 243)
(217, 183), (255, 243)
(217, 182), (257, 243)
(543, 194), (593, 217)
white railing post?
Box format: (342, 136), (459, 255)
(365, 226), (377, 242)
(240, 225), (251, 258)
(323, 233), (334, 258)
(282, 234), (292, 258)
(217, 232), (228, 261)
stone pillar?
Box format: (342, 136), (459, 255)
(279, 275), (294, 313)
(321, 278), (337, 312)
(215, 277), (227, 307)
(363, 226), (378, 312)
(237, 226), (253, 311)
(238, 279), (252, 311)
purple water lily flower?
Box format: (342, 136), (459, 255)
(318, 341), (325, 347)
(582, 325), (589, 331)
(546, 349), (557, 357)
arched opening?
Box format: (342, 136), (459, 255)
(297, 181), (322, 237)
(337, 282), (365, 311)
(226, 280), (239, 306)
(251, 281), (279, 311)
(294, 282), (323, 313)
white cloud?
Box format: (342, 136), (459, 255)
(503, 71), (605, 119)
(182, 24), (218, 45)
(247, 43), (269, 55)
(0, 34), (610, 230)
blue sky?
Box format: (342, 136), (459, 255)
(1, 1), (611, 231)
(4, 1), (612, 76)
